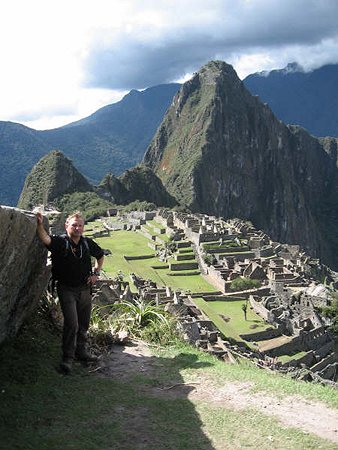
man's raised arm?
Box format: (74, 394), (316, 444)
(36, 212), (52, 247)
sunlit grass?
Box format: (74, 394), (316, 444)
(96, 231), (215, 293)
(192, 297), (270, 342)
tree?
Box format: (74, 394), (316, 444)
(242, 302), (248, 321)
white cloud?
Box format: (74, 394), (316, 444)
(0, 0), (337, 129)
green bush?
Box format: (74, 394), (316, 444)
(203, 253), (217, 266)
(138, 318), (181, 345)
(121, 200), (157, 212)
(230, 277), (261, 291)
(56, 191), (114, 221)
(320, 298), (338, 333)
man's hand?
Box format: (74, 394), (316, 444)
(87, 274), (99, 285)
(36, 211), (43, 225)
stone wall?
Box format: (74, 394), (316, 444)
(169, 261), (199, 271)
(0, 206), (50, 344)
(265, 327), (332, 357)
(249, 295), (275, 323)
(240, 327), (283, 342)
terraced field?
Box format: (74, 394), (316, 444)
(90, 221), (270, 343)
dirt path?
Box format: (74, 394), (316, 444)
(97, 341), (338, 445)
(190, 381), (338, 444)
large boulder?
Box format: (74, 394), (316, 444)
(0, 206), (50, 343)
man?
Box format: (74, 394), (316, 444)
(36, 211), (104, 374)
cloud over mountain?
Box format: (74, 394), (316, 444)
(83, 0), (338, 89)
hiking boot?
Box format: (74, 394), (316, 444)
(59, 358), (73, 374)
(75, 349), (98, 363)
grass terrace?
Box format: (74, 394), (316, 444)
(96, 231), (215, 293)
(193, 297), (271, 343)
(146, 219), (167, 231)
(201, 240), (248, 250)
(278, 351), (308, 364)
(85, 220), (107, 236)
(140, 223), (170, 243)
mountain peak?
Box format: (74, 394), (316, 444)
(144, 60), (338, 270)
(282, 62), (304, 73)
(17, 150), (92, 210)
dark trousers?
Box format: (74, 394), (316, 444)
(57, 283), (92, 360)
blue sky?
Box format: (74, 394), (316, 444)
(1, 0), (337, 130)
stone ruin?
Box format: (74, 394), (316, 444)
(151, 209), (338, 383)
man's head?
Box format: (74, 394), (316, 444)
(65, 212), (85, 241)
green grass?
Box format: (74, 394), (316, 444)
(193, 298), (270, 342)
(155, 233), (171, 243)
(146, 219), (166, 231)
(201, 240), (247, 250)
(140, 223), (156, 234)
(278, 351), (308, 364)
(96, 231), (215, 293)
(1, 311), (337, 450)
(97, 231), (154, 276)
(177, 248), (194, 254)
(85, 220), (106, 235)
(155, 343), (338, 408)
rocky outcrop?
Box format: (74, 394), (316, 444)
(97, 166), (177, 207)
(96, 173), (129, 204)
(144, 61), (338, 270)
(0, 206), (50, 343)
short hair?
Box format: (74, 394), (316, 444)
(65, 211), (84, 225)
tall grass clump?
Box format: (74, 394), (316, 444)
(89, 299), (181, 348)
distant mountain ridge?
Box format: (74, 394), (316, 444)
(1, 62), (337, 207)
(0, 83), (180, 206)
(244, 63), (338, 137)
(0, 121), (50, 207)
(144, 61), (338, 270)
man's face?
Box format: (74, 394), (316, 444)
(65, 217), (84, 239)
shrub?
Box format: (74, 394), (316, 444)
(122, 201), (157, 212)
(320, 298), (338, 333)
(56, 191), (114, 221)
(89, 299), (179, 346)
(203, 253), (216, 266)
(138, 318), (181, 346)
(117, 299), (168, 329)
(230, 277), (261, 291)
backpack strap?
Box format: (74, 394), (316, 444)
(82, 237), (92, 275)
(59, 234), (70, 257)
(82, 237), (90, 253)
(61, 234), (90, 259)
